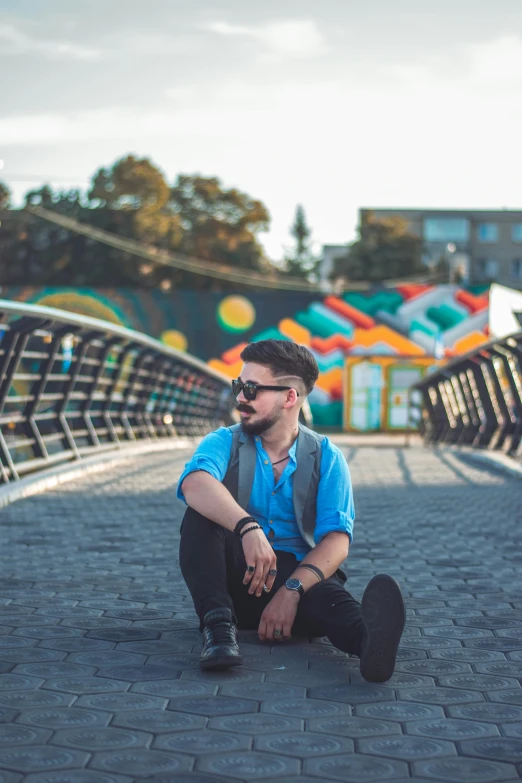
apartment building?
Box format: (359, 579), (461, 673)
(359, 208), (522, 288)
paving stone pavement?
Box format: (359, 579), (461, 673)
(0, 443), (521, 782)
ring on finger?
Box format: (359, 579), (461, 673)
(246, 565), (255, 573)
(268, 568), (277, 577)
(263, 585), (269, 592)
(274, 629), (282, 638)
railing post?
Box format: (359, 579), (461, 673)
(153, 359), (178, 437)
(121, 348), (155, 440)
(57, 330), (100, 459)
(101, 341), (138, 445)
(134, 353), (165, 439)
(0, 316), (52, 481)
(81, 337), (120, 448)
(23, 324), (77, 462)
(146, 358), (172, 438)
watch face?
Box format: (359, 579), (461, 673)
(286, 578), (301, 590)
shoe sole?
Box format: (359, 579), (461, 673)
(200, 654), (244, 671)
(360, 574), (405, 683)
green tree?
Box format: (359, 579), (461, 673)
(284, 205), (318, 279)
(5, 157), (275, 289)
(25, 184), (56, 209)
(25, 185), (84, 217)
(332, 211), (423, 283)
(169, 174), (271, 271)
(0, 181), (11, 209)
(89, 155), (182, 247)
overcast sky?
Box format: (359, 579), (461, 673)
(2, 0), (522, 259)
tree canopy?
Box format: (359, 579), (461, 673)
(0, 156), (273, 289)
(0, 181), (10, 210)
(332, 211), (423, 283)
(88, 155), (181, 248)
(169, 174), (270, 271)
(284, 205), (318, 280)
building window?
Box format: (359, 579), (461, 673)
(512, 259), (522, 279)
(478, 259), (499, 280)
(477, 223), (498, 243)
(423, 218), (469, 243)
(512, 224), (522, 243)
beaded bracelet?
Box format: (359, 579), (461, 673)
(239, 524), (262, 540)
(234, 516), (258, 537)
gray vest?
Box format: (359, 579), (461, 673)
(223, 423), (325, 549)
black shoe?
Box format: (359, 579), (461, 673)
(359, 574), (405, 683)
(200, 608), (243, 671)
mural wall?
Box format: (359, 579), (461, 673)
(1, 283), (490, 430)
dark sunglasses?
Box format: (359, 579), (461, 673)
(232, 378), (299, 401)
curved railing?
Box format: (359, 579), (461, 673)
(411, 331), (522, 457)
(0, 300), (235, 483)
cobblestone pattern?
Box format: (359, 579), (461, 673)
(0, 445), (521, 782)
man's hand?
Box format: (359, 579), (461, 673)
(258, 587), (300, 641)
(242, 528), (278, 597)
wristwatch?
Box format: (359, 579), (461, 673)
(285, 577), (304, 597)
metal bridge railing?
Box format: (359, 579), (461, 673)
(411, 331), (522, 457)
(0, 300), (235, 483)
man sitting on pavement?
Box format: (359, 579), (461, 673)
(178, 339), (405, 682)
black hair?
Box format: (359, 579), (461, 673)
(240, 339), (319, 395)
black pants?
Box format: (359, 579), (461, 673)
(179, 508), (365, 657)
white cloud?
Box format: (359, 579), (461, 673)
(205, 18), (327, 60)
(120, 32), (197, 57)
(3, 32), (522, 258)
(0, 23), (102, 60)
(0, 106), (254, 146)
(0, 110), (126, 145)
(467, 35), (522, 86)
(389, 34), (522, 94)
(164, 87), (193, 100)
(0, 112), (71, 144)
(0, 84), (340, 147)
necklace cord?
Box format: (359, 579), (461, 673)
(271, 456), (290, 467)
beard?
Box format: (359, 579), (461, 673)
(237, 404), (281, 436)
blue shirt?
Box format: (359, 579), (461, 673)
(177, 427), (354, 560)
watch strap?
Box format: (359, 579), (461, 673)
(285, 578), (305, 597)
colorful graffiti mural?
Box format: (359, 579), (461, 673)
(209, 284), (490, 428)
(0, 283), (490, 430)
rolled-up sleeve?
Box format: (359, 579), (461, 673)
(177, 427), (232, 504)
(314, 438), (355, 544)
